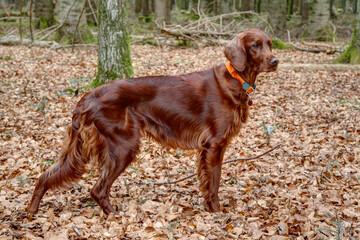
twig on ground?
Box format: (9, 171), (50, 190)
(279, 63), (360, 71)
(54, 43), (97, 49)
(149, 144), (281, 185)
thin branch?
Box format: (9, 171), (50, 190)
(149, 144), (281, 185)
(72, 0), (87, 52)
(34, 24), (59, 37)
(87, 0), (98, 25)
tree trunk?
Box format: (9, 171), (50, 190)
(256, 0), (261, 13)
(217, 0), (231, 14)
(342, 0), (348, 13)
(293, 0), (300, 13)
(35, 0), (54, 28)
(301, 0), (309, 23)
(93, 0), (133, 87)
(287, 0), (294, 16)
(14, 0), (21, 10)
(58, 0), (87, 40)
(155, 0), (171, 24)
(306, 0), (331, 40)
(335, 0), (360, 63)
(135, 0), (142, 13)
(268, 0), (287, 38)
(142, 0), (150, 15)
(330, 0), (337, 18)
(354, 0), (358, 14)
(242, 0), (250, 10)
(213, 0), (218, 14)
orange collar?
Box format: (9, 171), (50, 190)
(225, 61), (256, 95)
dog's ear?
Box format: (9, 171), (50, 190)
(224, 35), (247, 72)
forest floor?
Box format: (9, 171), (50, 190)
(0, 44), (359, 240)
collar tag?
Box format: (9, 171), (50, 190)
(246, 92), (254, 106)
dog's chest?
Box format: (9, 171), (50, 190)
(225, 106), (248, 139)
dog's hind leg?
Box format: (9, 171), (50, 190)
(197, 141), (227, 212)
(90, 133), (141, 215)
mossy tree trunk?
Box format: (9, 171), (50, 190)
(306, 0), (333, 41)
(335, 0), (360, 63)
(92, 0), (133, 87)
(330, 0), (337, 19)
(35, 0), (54, 29)
(268, 0), (287, 39)
(58, 0), (87, 41)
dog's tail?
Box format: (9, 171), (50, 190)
(27, 104), (112, 214)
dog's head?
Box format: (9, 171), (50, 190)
(224, 29), (278, 73)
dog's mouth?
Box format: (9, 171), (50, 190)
(261, 64), (278, 72)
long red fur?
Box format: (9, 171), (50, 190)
(28, 29), (278, 215)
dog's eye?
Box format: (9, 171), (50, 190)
(269, 42), (272, 49)
(252, 43), (260, 49)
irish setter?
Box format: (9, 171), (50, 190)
(28, 28), (278, 215)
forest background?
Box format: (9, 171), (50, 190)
(0, 0), (360, 239)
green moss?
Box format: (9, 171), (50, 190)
(81, 26), (97, 43)
(138, 13), (154, 23)
(36, 17), (51, 29)
(315, 26), (336, 42)
(334, 21), (360, 64)
(272, 39), (293, 49)
(300, 29), (310, 39)
(176, 39), (194, 47)
(56, 25), (96, 44)
(91, 70), (121, 88)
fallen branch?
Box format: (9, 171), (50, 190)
(54, 43), (97, 49)
(0, 36), (60, 48)
(302, 41), (337, 48)
(149, 144), (281, 185)
(279, 63), (360, 71)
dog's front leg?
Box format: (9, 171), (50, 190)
(197, 141), (227, 212)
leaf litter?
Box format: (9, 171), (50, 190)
(0, 45), (359, 239)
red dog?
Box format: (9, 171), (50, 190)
(28, 28), (278, 214)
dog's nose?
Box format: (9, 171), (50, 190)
(270, 58), (279, 66)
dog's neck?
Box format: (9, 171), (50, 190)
(237, 66), (259, 87)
